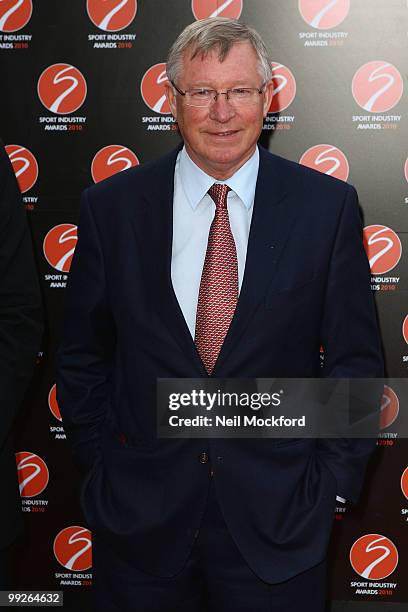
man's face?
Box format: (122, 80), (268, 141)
(166, 42), (273, 180)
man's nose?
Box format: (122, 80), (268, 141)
(209, 93), (236, 122)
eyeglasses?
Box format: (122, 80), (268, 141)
(170, 80), (267, 108)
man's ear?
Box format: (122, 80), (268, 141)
(165, 82), (177, 119)
(262, 80), (273, 117)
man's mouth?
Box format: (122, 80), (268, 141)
(208, 130), (239, 137)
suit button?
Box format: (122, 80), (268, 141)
(198, 452), (209, 464)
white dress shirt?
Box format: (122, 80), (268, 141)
(171, 145), (258, 338)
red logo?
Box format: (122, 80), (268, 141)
(37, 64), (87, 115)
(350, 534), (398, 580)
(404, 158), (408, 183)
(0, 0), (32, 32)
(140, 63), (171, 114)
(299, 144), (349, 181)
(379, 385), (399, 430)
(401, 467), (408, 500)
(268, 62), (296, 114)
(191, 0), (243, 20)
(91, 145), (139, 183)
(403, 315), (408, 344)
(16, 451), (49, 497)
(87, 0), (137, 32)
(48, 384), (62, 421)
(43, 224), (78, 273)
(352, 61), (404, 113)
(54, 526), (92, 571)
(298, 0), (350, 30)
(363, 225), (402, 275)
(5, 144), (38, 193)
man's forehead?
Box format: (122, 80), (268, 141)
(182, 41), (255, 66)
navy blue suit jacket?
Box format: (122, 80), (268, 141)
(57, 145), (383, 583)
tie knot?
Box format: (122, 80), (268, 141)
(208, 183), (231, 210)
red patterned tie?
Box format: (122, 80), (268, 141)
(195, 184), (238, 375)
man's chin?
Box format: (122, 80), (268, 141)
(203, 144), (244, 166)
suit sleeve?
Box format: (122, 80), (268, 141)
(0, 142), (43, 451)
(57, 188), (115, 473)
(318, 184), (384, 504)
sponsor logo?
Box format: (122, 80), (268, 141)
(298, 0), (350, 30)
(379, 385), (399, 430)
(91, 145), (139, 183)
(268, 62), (296, 114)
(352, 61), (403, 113)
(140, 63), (170, 114)
(299, 144), (349, 181)
(363, 225), (402, 275)
(16, 451), (49, 497)
(192, 0), (243, 20)
(54, 527), (92, 571)
(43, 224), (77, 273)
(401, 467), (408, 500)
(403, 315), (408, 344)
(350, 534), (398, 580)
(87, 0), (137, 31)
(0, 0), (32, 32)
(48, 384), (65, 439)
(48, 384), (62, 421)
(38, 64), (87, 115)
(5, 144), (38, 193)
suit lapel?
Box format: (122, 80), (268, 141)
(132, 146), (207, 376)
(213, 147), (297, 374)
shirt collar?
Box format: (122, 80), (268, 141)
(179, 145), (259, 211)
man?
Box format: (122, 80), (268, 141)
(57, 18), (383, 612)
(0, 141), (43, 587)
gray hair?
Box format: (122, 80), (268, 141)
(166, 17), (272, 84)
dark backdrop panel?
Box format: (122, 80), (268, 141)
(0, 0), (407, 607)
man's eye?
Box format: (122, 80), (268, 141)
(190, 89), (212, 98)
(231, 88), (252, 97)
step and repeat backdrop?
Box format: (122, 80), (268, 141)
(0, 0), (407, 606)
